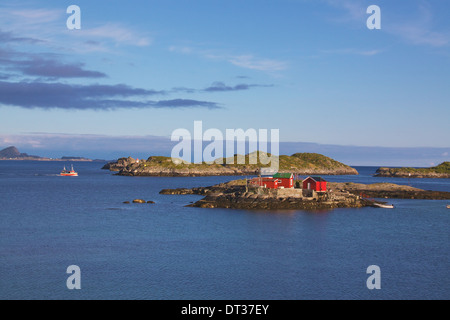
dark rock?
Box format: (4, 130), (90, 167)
(159, 188), (195, 195)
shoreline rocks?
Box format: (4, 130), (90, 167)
(187, 191), (370, 210)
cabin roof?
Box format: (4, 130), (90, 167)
(273, 173), (293, 179)
(303, 176), (327, 182)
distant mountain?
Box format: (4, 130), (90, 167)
(0, 146), (99, 161)
(0, 146), (22, 158)
(0, 146), (42, 159)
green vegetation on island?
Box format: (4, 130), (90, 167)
(103, 152), (359, 176)
(375, 162), (450, 178)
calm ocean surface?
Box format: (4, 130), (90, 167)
(0, 161), (449, 300)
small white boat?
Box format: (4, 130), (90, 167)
(373, 202), (394, 209)
(447, 205), (450, 209)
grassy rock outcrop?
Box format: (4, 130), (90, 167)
(375, 162), (450, 178)
(104, 152), (358, 177)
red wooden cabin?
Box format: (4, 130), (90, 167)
(302, 176), (327, 192)
(250, 177), (279, 189)
(273, 173), (294, 188)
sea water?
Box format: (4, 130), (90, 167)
(0, 161), (448, 299)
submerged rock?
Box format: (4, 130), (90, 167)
(124, 199), (156, 204)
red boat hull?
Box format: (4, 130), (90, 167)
(61, 172), (78, 176)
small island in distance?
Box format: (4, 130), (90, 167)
(0, 146), (104, 162)
(375, 162), (450, 178)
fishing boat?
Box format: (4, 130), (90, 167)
(60, 165), (78, 177)
(373, 202), (394, 209)
(447, 205), (450, 209)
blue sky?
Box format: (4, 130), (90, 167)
(0, 0), (449, 164)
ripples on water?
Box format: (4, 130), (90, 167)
(0, 162), (449, 299)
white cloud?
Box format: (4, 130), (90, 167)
(0, 5), (152, 50)
(169, 45), (287, 72)
(80, 24), (152, 47)
(227, 55), (288, 72)
(387, 3), (449, 47)
(324, 0), (367, 23)
(0, 7), (62, 43)
(325, 0), (450, 48)
(0, 133), (175, 157)
(169, 46), (192, 54)
(388, 22), (449, 47)
(6, 8), (62, 25)
(321, 48), (383, 56)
